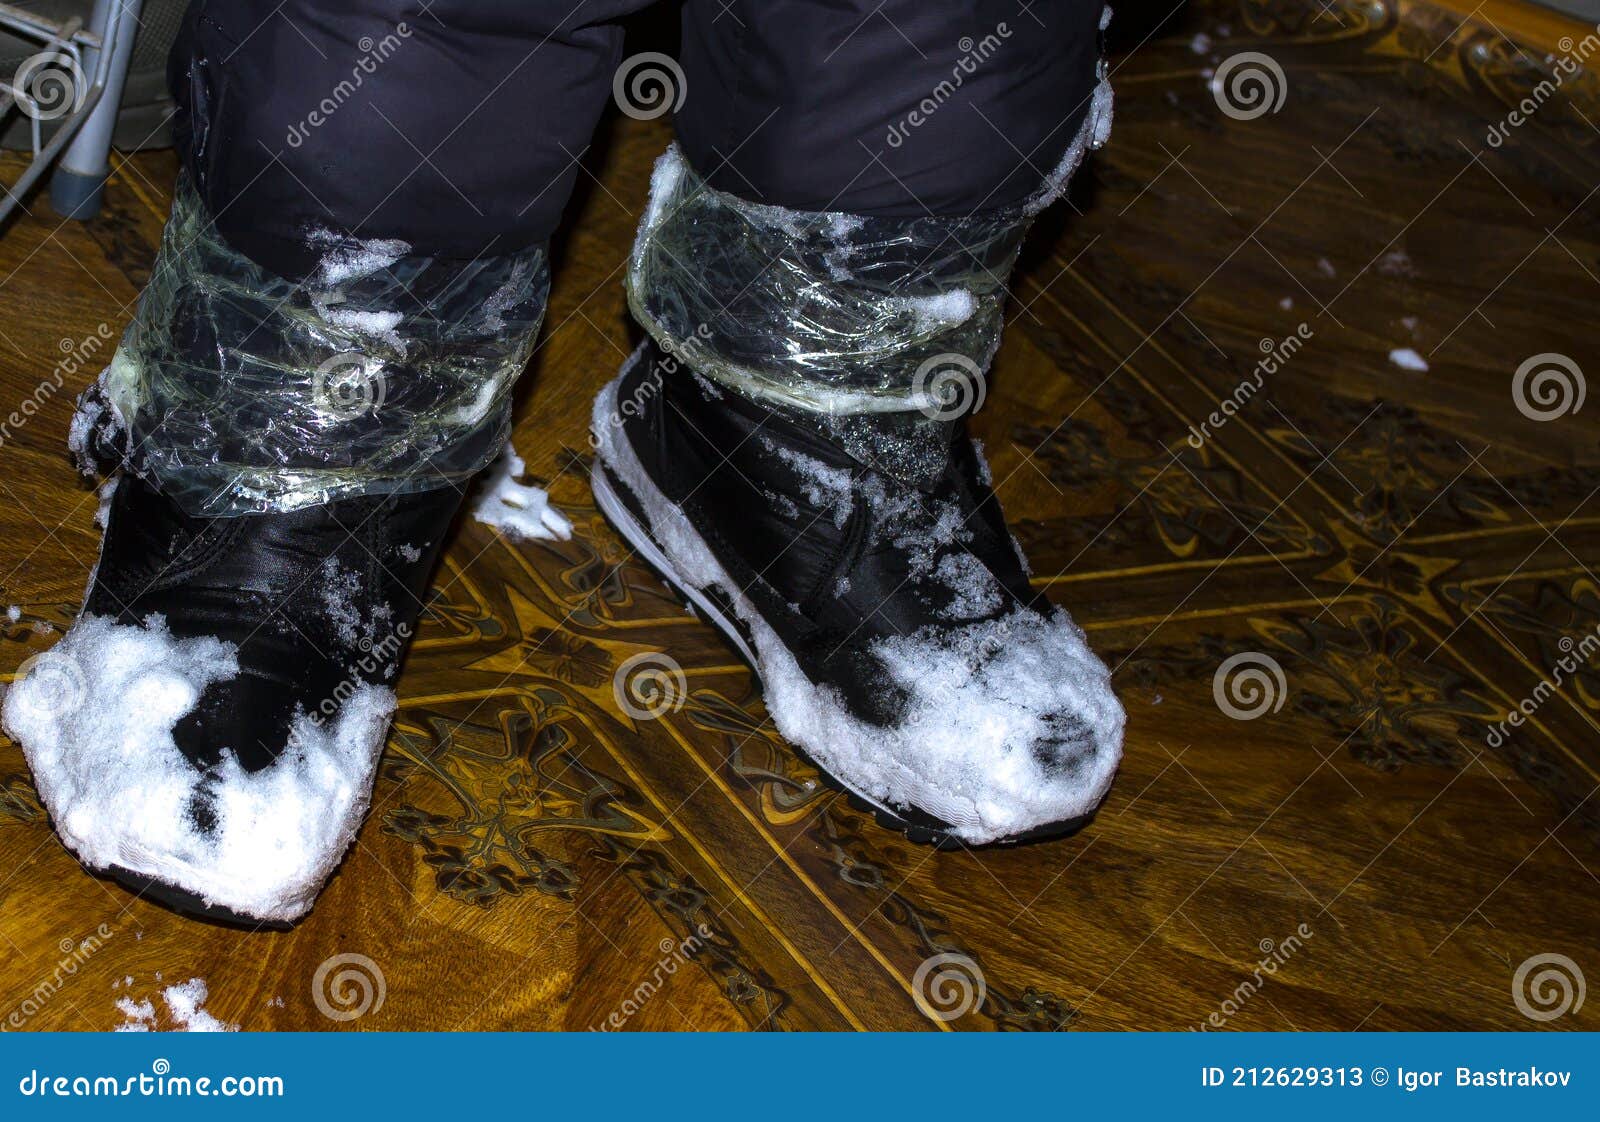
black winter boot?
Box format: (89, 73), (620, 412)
(3, 471), (462, 923)
(3, 179), (558, 923)
(592, 342), (1124, 846)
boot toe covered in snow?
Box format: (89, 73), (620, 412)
(592, 344), (1124, 846)
(4, 175), (553, 923)
(3, 471), (461, 923)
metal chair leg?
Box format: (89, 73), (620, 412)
(50, 0), (143, 219)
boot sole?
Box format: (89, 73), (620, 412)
(592, 460), (1089, 849)
(101, 864), (293, 930)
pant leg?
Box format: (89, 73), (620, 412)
(627, 1), (1111, 416)
(171, 0), (652, 278)
(93, 0), (658, 514)
(675, 0), (1107, 216)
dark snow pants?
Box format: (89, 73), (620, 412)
(168, 0), (1106, 279)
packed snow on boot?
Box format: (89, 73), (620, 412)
(593, 343), (1124, 846)
(5, 182), (563, 923)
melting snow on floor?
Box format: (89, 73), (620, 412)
(471, 442), (573, 542)
(115, 977), (237, 1032)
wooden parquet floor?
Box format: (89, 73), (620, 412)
(0, 1), (1597, 1031)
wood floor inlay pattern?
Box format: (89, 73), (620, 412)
(0, 0), (1594, 1031)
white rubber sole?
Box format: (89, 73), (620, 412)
(592, 466), (759, 669)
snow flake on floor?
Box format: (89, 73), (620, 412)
(163, 978), (237, 1032)
(1, 614), (396, 922)
(115, 978), (237, 1032)
(1388, 347), (1429, 372)
(1377, 249), (1414, 277)
(114, 996), (155, 1032)
(471, 443), (573, 542)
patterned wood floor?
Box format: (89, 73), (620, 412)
(1, 0), (1597, 1031)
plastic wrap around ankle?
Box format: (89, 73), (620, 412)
(625, 33), (1111, 416)
(92, 177), (549, 516)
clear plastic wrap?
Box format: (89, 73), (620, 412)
(626, 42), (1112, 416)
(93, 176), (549, 516)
